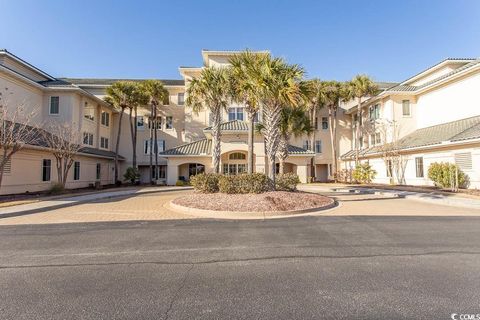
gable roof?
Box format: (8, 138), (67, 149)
(203, 120), (249, 132)
(341, 115), (480, 159)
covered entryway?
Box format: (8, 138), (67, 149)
(178, 163), (205, 181)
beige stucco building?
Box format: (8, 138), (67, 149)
(1, 48), (480, 194)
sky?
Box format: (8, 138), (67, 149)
(1, 0), (479, 83)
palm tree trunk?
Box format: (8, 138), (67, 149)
(149, 105), (153, 184)
(355, 97), (362, 166)
(247, 111), (255, 174)
(154, 104), (159, 181)
(278, 134), (288, 174)
(264, 105), (282, 188)
(211, 107), (222, 174)
(310, 107), (317, 181)
(114, 107), (124, 184)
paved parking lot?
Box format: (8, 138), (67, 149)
(1, 189), (480, 225)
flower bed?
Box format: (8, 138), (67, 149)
(171, 191), (334, 213)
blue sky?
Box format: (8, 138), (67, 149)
(1, 0), (479, 82)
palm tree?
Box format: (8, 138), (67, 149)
(140, 80), (169, 183)
(126, 83), (149, 170)
(228, 50), (265, 174)
(277, 106), (312, 174)
(254, 55), (306, 186)
(186, 67), (230, 173)
(304, 78), (324, 181)
(347, 75), (378, 164)
(104, 81), (136, 184)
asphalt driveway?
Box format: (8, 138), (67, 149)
(1, 216), (480, 319)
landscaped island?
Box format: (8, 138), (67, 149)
(171, 173), (334, 214)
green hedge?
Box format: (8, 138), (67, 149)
(190, 172), (300, 194)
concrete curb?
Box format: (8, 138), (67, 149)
(166, 198), (338, 220)
(0, 187), (193, 219)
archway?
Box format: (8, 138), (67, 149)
(221, 151), (250, 175)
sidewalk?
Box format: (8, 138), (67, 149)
(298, 184), (480, 210)
(0, 186), (193, 219)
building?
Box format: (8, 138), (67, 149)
(340, 58), (480, 188)
(0, 48), (479, 194)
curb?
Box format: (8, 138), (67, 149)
(166, 198), (338, 220)
(0, 187), (193, 219)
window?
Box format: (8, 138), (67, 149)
(84, 102), (95, 121)
(315, 140), (322, 153)
(100, 137), (109, 149)
(101, 111), (110, 127)
(415, 157), (424, 178)
(369, 104), (380, 120)
(303, 140), (311, 151)
(158, 165), (166, 179)
(83, 132), (94, 146)
(228, 107), (244, 121)
(229, 152), (246, 160)
(370, 134), (376, 146)
(166, 116), (173, 129)
(386, 160), (393, 177)
(73, 161), (80, 180)
(375, 133), (382, 144)
(42, 159), (51, 181)
(402, 100), (411, 116)
(49, 96), (59, 115)
(322, 117), (328, 130)
(455, 152), (473, 170)
(148, 117), (162, 130)
(137, 116), (144, 129)
(144, 140), (165, 154)
(177, 93), (185, 105)
(96, 163), (101, 180)
(188, 163), (205, 178)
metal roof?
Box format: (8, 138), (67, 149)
(203, 120), (249, 132)
(160, 139), (212, 156)
(60, 78), (185, 86)
(341, 115), (480, 159)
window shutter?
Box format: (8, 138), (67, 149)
(454, 152), (472, 170)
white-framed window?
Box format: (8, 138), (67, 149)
(148, 117), (162, 130)
(315, 140), (322, 153)
(177, 93), (185, 105)
(49, 96), (59, 115)
(402, 100), (411, 116)
(375, 132), (381, 144)
(415, 157), (424, 178)
(229, 152), (246, 160)
(166, 116), (173, 129)
(369, 104), (380, 120)
(83, 132), (94, 146)
(228, 107), (244, 121)
(100, 137), (109, 149)
(137, 116), (144, 129)
(84, 102), (95, 121)
(101, 111), (110, 127)
(322, 117), (328, 130)
(73, 161), (80, 181)
(370, 133), (376, 146)
(144, 140), (165, 154)
(42, 159), (51, 181)
(303, 140), (311, 151)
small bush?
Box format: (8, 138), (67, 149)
(217, 173), (270, 194)
(218, 175), (238, 194)
(190, 173), (220, 193)
(275, 173), (300, 191)
(352, 163), (376, 184)
(336, 169), (354, 183)
(49, 183), (65, 195)
(428, 162), (469, 189)
(176, 180), (185, 186)
(123, 167), (140, 184)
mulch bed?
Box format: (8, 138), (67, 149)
(172, 191), (334, 212)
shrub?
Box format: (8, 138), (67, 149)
(428, 162), (469, 189)
(176, 180), (185, 186)
(352, 163), (376, 184)
(218, 173), (270, 194)
(123, 167), (140, 184)
(218, 175), (238, 194)
(336, 169), (354, 183)
(49, 183), (65, 195)
(190, 173), (220, 193)
(275, 173), (300, 191)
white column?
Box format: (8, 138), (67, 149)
(167, 164), (179, 185)
(297, 164), (308, 183)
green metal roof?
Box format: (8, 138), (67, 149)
(203, 120), (249, 132)
(288, 145), (315, 155)
(160, 139), (212, 156)
(60, 78), (185, 86)
(341, 115), (480, 159)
